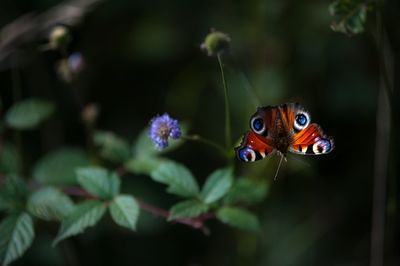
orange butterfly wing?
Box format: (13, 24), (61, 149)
(289, 123), (334, 155)
(235, 131), (274, 162)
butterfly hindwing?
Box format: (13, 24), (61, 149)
(289, 123), (334, 155)
(235, 131), (274, 162)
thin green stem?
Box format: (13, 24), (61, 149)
(182, 135), (226, 156)
(217, 54), (231, 151)
(11, 59), (23, 175)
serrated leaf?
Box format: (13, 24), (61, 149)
(53, 200), (106, 245)
(168, 200), (209, 221)
(108, 173), (121, 199)
(329, 0), (369, 35)
(0, 213), (34, 266)
(0, 143), (19, 175)
(0, 176), (28, 211)
(76, 167), (120, 199)
(150, 161), (199, 198)
(27, 187), (74, 221)
(109, 195), (139, 231)
(94, 131), (130, 163)
(124, 156), (170, 175)
(223, 178), (268, 205)
(133, 123), (188, 158)
(5, 98), (54, 129)
(33, 147), (89, 186)
(201, 168), (233, 204)
(216, 207), (260, 232)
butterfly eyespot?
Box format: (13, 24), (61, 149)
(250, 117), (266, 134)
(237, 147), (256, 162)
(294, 112), (310, 131)
(312, 139), (332, 154)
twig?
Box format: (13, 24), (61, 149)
(370, 2), (392, 266)
(61, 185), (212, 234)
(181, 135), (226, 156)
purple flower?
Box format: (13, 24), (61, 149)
(149, 113), (181, 150)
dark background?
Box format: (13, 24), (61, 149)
(0, 0), (399, 265)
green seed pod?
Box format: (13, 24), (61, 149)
(200, 29), (231, 56)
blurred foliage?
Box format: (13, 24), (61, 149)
(329, 0), (371, 35)
(0, 0), (399, 265)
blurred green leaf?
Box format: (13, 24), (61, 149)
(109, 195), (139, 231)
(53, 200), (106, 245)
(27, 187), (74, 221)
(0, 143), (19, 175)
(94, 131), (130, 163)
(108, 173), (121, 199)
(133, 123), (188, 158)
(150, 161), (199, 198)
(200, 168), (233, 204)
(33, 147), (89, 186)
(5, 98), (54, 130)
(329, 0), (369, 35)
(0, 175), (28, 211)
(168, 200), (209, 221)
(0, 213), (34, 266)
(223, 178), (268, 205)
(124, 157), (171, 176)
(216, 207), (260, 232)
(76, 167), (120, 199)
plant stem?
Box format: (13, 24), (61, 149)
(11, 58), (23, 175)
(217, 54), (232, 151)
(370, 2), (392, 266)
(61, 185), (212, 233)
(182, 134), (226, 156)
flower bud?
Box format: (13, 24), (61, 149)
(82, 103), (100, 126)
(200, 29), (231, 56)
(49, 25), (71, 51)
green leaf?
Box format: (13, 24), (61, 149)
(223, 178), (268, 205)
(168, 200), (209, 221)
(27, 187), (74, 221)
(109, 195), (140, 231)
(94, 131), (130, 163)
(53, 200), (106, 245)
(150, 161), (199, 197)
(108, 173), (121, 199)
(216, 207), (260, 232)
(0, 176), (28, 211)
(201, 168), (233, 204)
(5, 98), (54, 130)
(33, 147), (89, 186)
(133, 123), (188, 158)
(76, 167), (120, 199)
(124, 157), (171, 175)
(0, 143), (19, 175)
(0, 213), (34, 266)
(329, 0), (369, 35)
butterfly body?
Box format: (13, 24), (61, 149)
(236, 103), (334, 162)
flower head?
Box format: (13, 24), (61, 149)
(49, 25), (71, 51)
(149, 113), (181, 150)
(200, 28), (231, 56)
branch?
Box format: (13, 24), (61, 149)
(62, 185), (212, 234)
(1, 167), (214, 234)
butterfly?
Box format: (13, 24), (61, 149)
(235, 103), (334, 172)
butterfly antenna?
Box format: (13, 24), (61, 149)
(274, 155), (285, 181)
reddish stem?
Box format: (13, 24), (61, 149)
(61, 185), (212, 233)
(0, 171), (213, 234)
